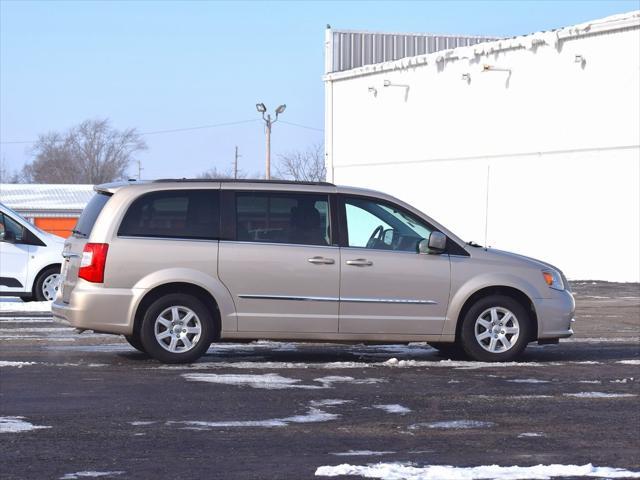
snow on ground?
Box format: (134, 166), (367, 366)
(373, 404), (411, 414)
(182, 373), (312, 390)
(59, 472), (125, 479)
(167, 406), (339, 429)
(410, 420), (496, 430)
(0, 416), (51, 433)
(182, 373), (384, 390)
(0, 361), (37, 367)
(563, 392), (636, 399)
(314, 462), (640, 479)
(310, 399), (352, 407)
(0, 301), (52, 313)
(331, 451), (395, 457)
(518, 432), (545, 438)
(507, 379), (550, 384)
(617, 360), (640, 365)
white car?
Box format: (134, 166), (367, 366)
(0, 202), (65, 301)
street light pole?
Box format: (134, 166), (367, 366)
(256, 103), (286, 180)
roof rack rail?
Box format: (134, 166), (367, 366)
(153, 178), (335, 187)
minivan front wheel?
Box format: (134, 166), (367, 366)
(460, 295), (531, 362)
(140, 294), (213, 364)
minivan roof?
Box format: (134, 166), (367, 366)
(94, 178), (335, 194)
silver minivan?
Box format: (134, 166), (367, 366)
(52, 179), (575, 363)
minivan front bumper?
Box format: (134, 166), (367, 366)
(534, 289), (575, 339)
(52, 281), (140, 335)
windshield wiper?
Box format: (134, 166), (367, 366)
(72, 229), (87, 238)
(466, 240), (482, 247)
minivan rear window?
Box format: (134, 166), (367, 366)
(118, 190), (219, 240)
(73, 192), (112, 238)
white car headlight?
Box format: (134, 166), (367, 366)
(542, 269), (565, 291)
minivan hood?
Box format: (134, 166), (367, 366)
(479, 247), (562, 273)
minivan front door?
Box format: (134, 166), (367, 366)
(218, 191), (339, 333)
(338, 196), (450, 335)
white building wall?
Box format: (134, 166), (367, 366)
(325, 13), (640, 282)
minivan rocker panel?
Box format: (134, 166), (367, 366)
(52, 179), (575, 364)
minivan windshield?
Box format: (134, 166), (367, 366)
(73, 192), (112, 238)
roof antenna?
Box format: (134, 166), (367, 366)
(484, 163), (490, 251)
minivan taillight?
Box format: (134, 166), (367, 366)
(78, 243), (109, 283)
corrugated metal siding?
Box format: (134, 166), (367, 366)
(327, 30), (498, 73)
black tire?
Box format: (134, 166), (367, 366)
(428, 342), (467, 358)
(139, 293), (214, 364)
(460, 294), (531, 362)
(33, 266), (61, 301)
(124, 335), (146, 353)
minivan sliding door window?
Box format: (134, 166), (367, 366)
(235, 192), (330, 246)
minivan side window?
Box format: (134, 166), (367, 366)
(118, 190), (220, 240)
(344, 197), (432, 252)
(235, 192), (330, 246)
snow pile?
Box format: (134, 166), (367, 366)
(310, 399), (352, 407)
(0, 361), (37, 367)
(0, 301), (52, 313)
(0, 416), (51, 433)
(373, 404), (411, 414)
(518, 432), (545, 438)
(314, 462), (640, 479)
(563, 392), (636, 399)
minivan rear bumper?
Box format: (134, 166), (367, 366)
(52, 282), (139, 335)
(534, 289), (575, 339)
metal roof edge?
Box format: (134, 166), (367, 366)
(324, 10), (640, 82)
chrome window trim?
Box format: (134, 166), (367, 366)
(117, 235), (219, 243)
(238, 294), (437, 305)
(221, 240), (338, 249)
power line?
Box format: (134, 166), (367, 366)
(0, 117), (323, 145)
(279, 120), (324, 132)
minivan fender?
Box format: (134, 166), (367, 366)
(131, 268), (237, 331)
(443, 273), (542, 337)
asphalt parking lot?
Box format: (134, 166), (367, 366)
(1, 282), (639, 480)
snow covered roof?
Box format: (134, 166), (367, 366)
(0, 184), (95, 214)
(324, 10), (640, 81)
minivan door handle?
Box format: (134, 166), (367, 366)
(307, 256), (335, 265)
(345, 258), (373, 267)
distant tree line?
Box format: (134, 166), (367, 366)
(2, 118), (325, 184)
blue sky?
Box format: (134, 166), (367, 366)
(1, 0), (637, 180)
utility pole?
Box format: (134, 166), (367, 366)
(137, 159), (143, 180)
(256, 103), (286, 180)
(233, 146), (240, 179)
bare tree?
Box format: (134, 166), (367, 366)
(21, 119), (147, 184)
(197, 167), (245, 180)
(0, 158), (20, 183)
(276, 144), (326, 182)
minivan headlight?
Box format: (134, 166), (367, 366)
(542, 269), (565, 291)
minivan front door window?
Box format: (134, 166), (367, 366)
(344, 198), (432, 252)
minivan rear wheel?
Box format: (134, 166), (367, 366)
(140, 293), (213, 364)
(460, 295), (531, 362)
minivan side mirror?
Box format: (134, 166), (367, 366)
(418, 231), (446, 254)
